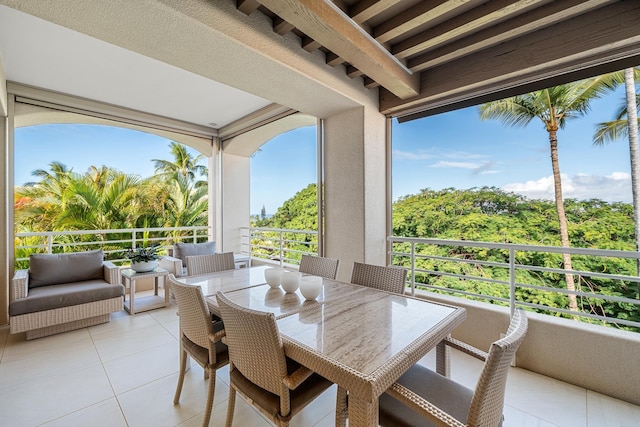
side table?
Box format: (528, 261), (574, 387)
(122, 267), (170, 314)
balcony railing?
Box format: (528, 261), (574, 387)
(241, 227), (318, 267)
(388, 236), (640, 331)
(14, 226), (211, 268)
(14, 225), (640, 330)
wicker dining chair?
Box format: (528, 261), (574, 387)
(168, 275), (229, 427)
(350, 262), (408, 294)
(216, 291), (333, 427)
(299, 254), (340, 279)
(377, 309), (528, 427)
(185, 251), (236, 276)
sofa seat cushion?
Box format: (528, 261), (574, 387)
(9, 280), (125, 316)
(29, 250), (105, 288)
(174, 242), (216, 264)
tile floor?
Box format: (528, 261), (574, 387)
(1, 301), (639, 427)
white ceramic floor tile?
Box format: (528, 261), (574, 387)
(103, 341), (180, 394)
(289, 384), (338, 427)
(503, 404), (562, 426)
(0, 362), (114, 426)
(178, 394), (271, 427)
(40, 397), (127, 427)
(148, 303), (180, 324)
(0, 328), (101, 391)
(587, 390), (640, 427)
(117, 369), (230, 427)
(90, 314), (177, 362)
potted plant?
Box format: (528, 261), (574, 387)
(124, 245), (160, 273)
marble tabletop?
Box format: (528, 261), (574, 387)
(179, 264), (270, 300)
(205, 276), (368, 318)
(277, 289), (466, 426)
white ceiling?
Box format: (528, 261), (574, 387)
(0, 5), (273, 129)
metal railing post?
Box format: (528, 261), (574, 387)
(509, 247), (516, 318)
(47, 235), (53, 254)
(279, 230), (284, 267)
(411, 242), (416, 297)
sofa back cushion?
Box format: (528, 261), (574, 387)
(29, 250), (105, 289)
(173, 242), (216, 263)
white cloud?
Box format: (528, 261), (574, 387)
(503, 172), (631, 203)
(431, 161), (481, 169)
(393, 148), (489, 161)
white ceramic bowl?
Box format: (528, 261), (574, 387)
(300, 275), (323, 300)
(264, 267), (283, 288)
(281, 271), (302, 293)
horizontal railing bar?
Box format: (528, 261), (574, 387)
(390, 236), (640, 259)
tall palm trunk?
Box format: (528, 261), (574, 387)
(625, 67), (640, 295)
(548, 128), (579, 311)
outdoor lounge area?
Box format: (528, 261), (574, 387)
(2, 1), (640, 426)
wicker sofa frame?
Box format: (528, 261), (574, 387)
(10, 256), (124, 340)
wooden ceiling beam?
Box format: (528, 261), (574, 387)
(407, 0), (613, 72)
(302, 36), (322, 52)
(346, 65), (364, 78)
(236, 0), (261, 15)
(349, 0), (404, 24)
(325, 52), (344, 67)
(256, 0), (419, 98)
(392, 0), (547, 60)
(380, 1), (640, 115)
(373, 0), (473, 44)
(273, 16), (295, 35)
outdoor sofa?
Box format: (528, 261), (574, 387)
(9, 249), (125, 340)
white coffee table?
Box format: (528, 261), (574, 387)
(121, 267), (170, 314)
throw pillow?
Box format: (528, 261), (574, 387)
(29, 249), (104, 288)
(173, 241), (216, 263)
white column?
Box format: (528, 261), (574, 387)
(323, 105), (388, 282)
(0, 87), (12, 327)
(221, 152), (250, 254)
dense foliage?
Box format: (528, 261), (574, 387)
(257, 184), (640, 330)
(14, 142), (208, 264)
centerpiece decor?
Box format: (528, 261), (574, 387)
(124, 245), (161, 273)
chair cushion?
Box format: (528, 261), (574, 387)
(180, 321), (229, 369)
(28, 250), (105, 288)
(9, 279), (124, 316)
(379, 364), (474, 427)
(230, 359), (332, 422)
(173, 242), (216, 264)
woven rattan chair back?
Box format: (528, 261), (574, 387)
(216, 291), (289, 396)
(299, 255), (340, 279)
(468, 309), (528, 426)
(170, 275), (213, 348)
(186, 251), (235, 276)
(350, 262), (408, 294)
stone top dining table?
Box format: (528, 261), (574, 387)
(179, 265), (466, 427)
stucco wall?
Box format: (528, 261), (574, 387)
(221, 152), (249, 254)
(415, 290), (640, 407)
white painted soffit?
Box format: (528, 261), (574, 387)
(224, 113), (316, 157)
(0, 4), (273, 129)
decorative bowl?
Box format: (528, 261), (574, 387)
(281, 271), (302, 293)
(264, 267), (283, 288)
(300, 275), (323, 300)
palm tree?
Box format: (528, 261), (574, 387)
(480, 75), (622, 312)
(593, 67), (639, 290)
(152, 141), (207, 187)
(15, 161), (74, 230)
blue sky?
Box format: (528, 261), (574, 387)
(14, 85), (635, 215)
